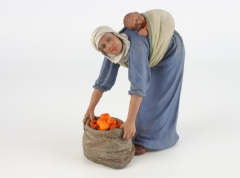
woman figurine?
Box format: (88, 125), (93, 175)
(83, 11), (185, 155)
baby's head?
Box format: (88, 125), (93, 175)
(123, 12), (146, 31)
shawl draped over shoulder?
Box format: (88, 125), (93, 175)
(118, 9), (175, 68)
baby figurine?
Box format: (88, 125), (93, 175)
(123, 12), (148, 36)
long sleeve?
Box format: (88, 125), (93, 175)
(93, 57), (120, 91)
(127, 35), (151, 97)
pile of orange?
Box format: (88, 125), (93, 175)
(89, 113), (122, 130)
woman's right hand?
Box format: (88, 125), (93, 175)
(82, 89), (104, 127)
(83, 109), (95, 126)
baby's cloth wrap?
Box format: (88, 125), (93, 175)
(119, 9), (175, 68)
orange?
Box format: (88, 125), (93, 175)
(99, 121), (110, 130)
(89, 120), (98, 129)
(107, 117), (117, 126)
(110, 124), (117, 130)
(116, 120), (122, 128)
(97, 117), (107, 125)
(100, 113), (110, 120)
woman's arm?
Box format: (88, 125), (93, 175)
(121, 33), (151, 139)
(83, 57), (120, 125)
(121, 94), (142, 139)
(93, 57), (120, 91)
(83, 89), (104, 125)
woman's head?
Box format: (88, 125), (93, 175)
(91, 26), (130, 64)
(91, 26), (122, 55)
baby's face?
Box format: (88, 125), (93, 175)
(124, 12), (146, 31)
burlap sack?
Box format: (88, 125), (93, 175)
(82, 117), (135, 169)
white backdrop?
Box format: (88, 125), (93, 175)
(1, 0), (240, 177)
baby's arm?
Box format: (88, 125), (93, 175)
(138, 28), (148, 36)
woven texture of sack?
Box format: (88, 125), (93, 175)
(82, 118), (135, 169)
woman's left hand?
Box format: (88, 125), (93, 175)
(120, 120), (136, 139)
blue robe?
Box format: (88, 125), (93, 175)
(93, 29), (185, 150)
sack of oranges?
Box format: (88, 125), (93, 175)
(89, 113), (122, 130)
(82, 113), (135, 169)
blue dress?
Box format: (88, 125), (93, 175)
(93, 29), (185, 150)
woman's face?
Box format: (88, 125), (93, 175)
(98, 33), (123, 55)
